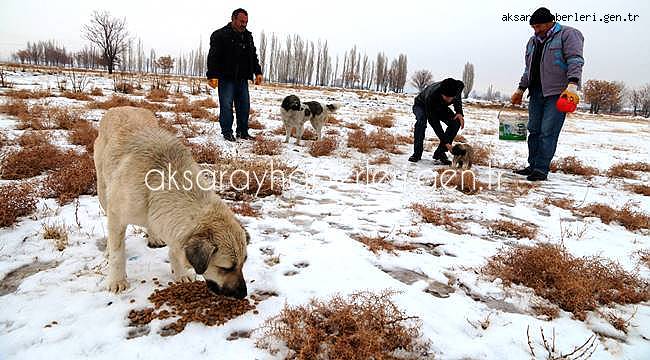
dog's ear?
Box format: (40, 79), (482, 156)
(451, 144), (466, 156)
(185, 234), (216, 275)
(304, 108), (311, 117)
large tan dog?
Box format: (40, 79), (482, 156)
(94, 106), (248, 298)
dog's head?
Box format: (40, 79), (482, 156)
(451, 143), (467, 156)
(281, 95), (301, 111)
(184, 219), (249, 299)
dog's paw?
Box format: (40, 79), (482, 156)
(174, 273), (195, 283)
(146, 236), (166, 248)
(107, 277), (129, 293)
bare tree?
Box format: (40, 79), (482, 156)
(410, 69), (433, 92)
(583, 80), (625, 114)
(155, 56), (174, 74)
(462, 62), (474, 98)
(82, 10), (130, 74)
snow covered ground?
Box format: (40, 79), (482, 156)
(1, 68), (649, 359)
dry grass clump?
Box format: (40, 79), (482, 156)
(366, 112), (395, 128)
(308, 137), (337, 157)
(349, 164), (391, 184)
(68, 120), (98, 153)
(369, 154), (391, 165)
(343, 122), (362, 130)
(326, 115), (342, 125)
(128, 281), (255, 336)
(410, 203), (460, 232)
(470, 143), (491, 166)
(489, 220), (537, 239)
(484, 243), (650, 319)
(87, 95), (167, 112)
(576, 204), (650, 231)
(191, 97), (218, 108)
(1, 143), (65, 179)
(0, 131), (8, 148)
(89, 87), (104, 96)
(248, 118), (265, 130)
(0, 182), (38, 227)
(550, 156), (599, 177)
(434, 168), (487, 195)
(61, 91), (92, 101)
(173, 99), (215, 120)
(145, 87), (170, 102)
(544, 198), (575, 210)
(42, 222), (69, 251)
(17, 131), (50, 147)
(353, 234), (416, 254)
(1, 99), (51, 130)
(258, 291), (430, 360)
(229, 202), (260, 217)
(347, 129), (400, 154)
(45, 107), (83, 130)
(190, 142), (222, 164)
(252, 136), (283, 156)
(214, 156), (295, 199)
(626, 184), (650, 196)
(114, 82), (135, 94)
(5, 89), (52, 99)
(634, 249), (650, 268)
(43, 152), (96, 205)
(396, 134), (414, 145)
(607, 162), (650, 179)
(506, 180), (539, 196)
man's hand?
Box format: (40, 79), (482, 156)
(454, 113), (464, 129)
(445, 143), (452, 151)
(511, 88), (524, 105)
(208, 78), (218, 89)
(562, 83), (580, 105)
(254, 74), (263, 85)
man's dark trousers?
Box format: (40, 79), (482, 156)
(218, 78), (250, 137)
(412, 103), (459, 159)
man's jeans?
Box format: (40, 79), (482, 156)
(412, 104), (458, 158)
(217, 78), (250, 136)
(527, 86), (567, 174)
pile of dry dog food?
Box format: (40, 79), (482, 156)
(128, 280), (255, 335)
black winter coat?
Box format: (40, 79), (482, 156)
(414, 81), (464, 144)
(206, 23), (262, 80)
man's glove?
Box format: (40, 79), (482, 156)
(208, 78), (218, 89)
(561, 83), (580, 105)
(511, 88), (524, 105)
(254, 74), (263, 85)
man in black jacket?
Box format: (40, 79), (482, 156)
(206, 8), (263, 142)
(408, 78), (465, 165)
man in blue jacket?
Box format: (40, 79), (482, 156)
(511, 7), (584, 181)
(206, 8), (263, 142)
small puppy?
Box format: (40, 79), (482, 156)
(280, 95), (339, 145)
(450, 143), (473, 170)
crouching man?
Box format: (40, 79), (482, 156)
(409, 78), (465, 165)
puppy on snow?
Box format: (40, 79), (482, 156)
(450, 143), (473, 170)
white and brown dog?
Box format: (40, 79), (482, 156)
(280, 95), (339, 145)
(450, 143), (473, 170)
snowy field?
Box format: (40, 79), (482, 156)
(1, 67), (649, 359)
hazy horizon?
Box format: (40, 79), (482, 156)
(1, 0), (648, 94)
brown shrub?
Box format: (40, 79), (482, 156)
(258, 291), (430, 360)
(248, 118), (265, 130)
(550, 156), (599, 177)
(470, 143), (491, 166)
(347, 129), (371, 153)
(544, 198), (575, 210)
(353, 234), (416, 254)
(146, 87), (169, 102)
(484, 243), (650, 319)
(326, 115), (341, 125)
(5, 89), (52, 99)
(114, 82), (135, 94)
(1, 99), (49, 130)
(45, 107), (83, 130)
(576, 204), (650, 231)
(0, 182), (38, 227)
(489, 220), (537, 239)
(61, 91), (92, 101)
(89, 87), (104, 96)
(229, 202), (260, 217)
(366, 113), (394, 128)
(626, 184), (650, 196)
(191, 97), (217, 108)
(190, 142), (222, 164)
(42, 222), (69, 251)
(88, 95), (168, 112)
(17, 131), (51, 148)
(214, 157), (295, 199)
(349, 164), (391, 184)
(369, 154), (391, 165)
(410, 203), (460, 231)
(173, 99), (215, 121)
(308, 137), (337, 157)
(43, 152), (96, 205)
(1, 143), (65, 179)
(369, 129), (400, 153)
(69, 120), (98, 153)
(396, 134), (414, 145)
(252, 136), (282, 156)
(634, 249), (650, 268)
(343, 122), (362, 130)
(434, 168), (486, 195)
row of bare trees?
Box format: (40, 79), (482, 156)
(409, 62), (475, 96)
(258, 32), (408, 92)
(583, 80), (650, 117)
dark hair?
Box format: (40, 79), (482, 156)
(232, 8), (248, 19)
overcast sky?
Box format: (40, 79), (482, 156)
(1, 0), (648, 94)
